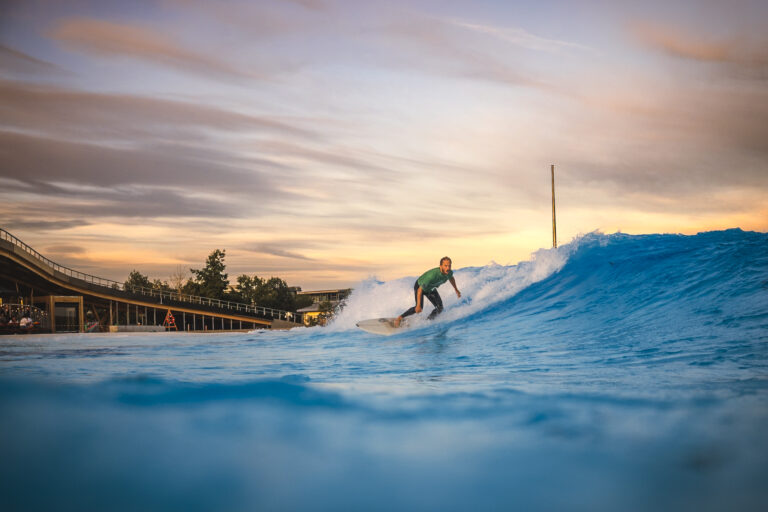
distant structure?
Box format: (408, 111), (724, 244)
(296, 288), (351, 326)
(0, 227), (302, 333)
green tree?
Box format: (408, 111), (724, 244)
(234, 274), (309, 312)
(180, 279), (201, 297)
(233, 274), (261, 304)
(124, 270), (173, 294)
(124, 270), (152, 291)
(152, 279), (171, 292)
(261, 277), (294, 310)
(189, 249), (229, 299)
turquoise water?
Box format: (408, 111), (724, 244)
(1, 230), (767, 511)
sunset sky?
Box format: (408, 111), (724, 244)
(1, 0), (766, 289)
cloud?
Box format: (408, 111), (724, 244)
(372, 16), (554, 91)
(229, 257), (381, 277)
(631, 22), (768, 74)
(68, 3), (566, 94)
(0, 80), (321, 217)
(0, 80), (317, 142)
(564, 49), (768, 198)
(0, 130), (264, 189)
(45, 244), (86, 254)
(0, 186), (244, 221)
(59, 188), (244, 219)
(445, 19), (592, 54)
(167, 0), (330, 36)
(244, 244), (315, 261)
(48, 17), (268, 80)
(0, 45), (62, 75)
(288, 0), (327, 9)
(0, 219), (90, 232)
(254, 140), (400, 178)
(0, 130), (300, 220)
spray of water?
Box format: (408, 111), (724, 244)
(328, 237), (583, 331)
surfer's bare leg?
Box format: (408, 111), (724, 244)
(394, 316), (403, 327)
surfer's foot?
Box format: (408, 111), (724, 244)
(394, 316), (402, 328)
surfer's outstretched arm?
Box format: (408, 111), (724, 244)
(449, 276), (461, 298)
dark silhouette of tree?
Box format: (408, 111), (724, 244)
(233, 274), (259, 303)
(124, 270), (152, 291)
(124, 270), (171, 293)
(151, 279), (171, 292)
(233, 274), (312, 312)
(128, 249), (313, 311)
(188, 249), (229, 299)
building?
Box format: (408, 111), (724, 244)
(296, 288), (351, 326)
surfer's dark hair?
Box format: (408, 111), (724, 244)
(440, 256), (451, 265)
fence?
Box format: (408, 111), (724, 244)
(0, 228), (301, 323)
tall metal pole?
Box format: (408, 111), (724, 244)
(551, 164), (557, 248)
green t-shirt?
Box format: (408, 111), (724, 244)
(417, 267), (453, 293)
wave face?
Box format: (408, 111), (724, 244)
(1, 229), (767, 511)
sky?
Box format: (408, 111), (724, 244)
(1, 0), (766, 290)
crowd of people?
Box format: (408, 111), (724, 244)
(0, 304), (46, 333)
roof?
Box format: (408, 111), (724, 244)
(297, 300), (340, 313)
(296, 289), (351, 295)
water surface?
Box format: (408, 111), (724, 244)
(1, 230), (767, 511)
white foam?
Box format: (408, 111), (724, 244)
(329, 241), (576, 331)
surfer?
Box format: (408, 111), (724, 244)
(394, 256), (461, 327)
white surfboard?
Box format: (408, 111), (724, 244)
(356, 317), (408, 336)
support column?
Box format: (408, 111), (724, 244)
(78, 296), (84, 333)
(49, 296), (56, 334)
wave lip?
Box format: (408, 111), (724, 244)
(332, 238), (574, 331)
(336, 230), (767, 347)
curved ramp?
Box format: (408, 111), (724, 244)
(0, 228), (301, 332)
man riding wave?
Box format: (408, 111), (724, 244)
(394, 256), (461, 327)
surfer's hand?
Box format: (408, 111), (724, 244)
(456, 290), (461, 298)
(415, 305), (422, 313)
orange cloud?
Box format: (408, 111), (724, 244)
(49, 17), (259, 79)
(631, 22), (768, 67)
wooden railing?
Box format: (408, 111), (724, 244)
(0, 227), (302, 323)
